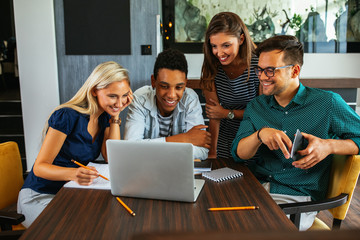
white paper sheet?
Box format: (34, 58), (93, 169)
(63, 162), (111, 190)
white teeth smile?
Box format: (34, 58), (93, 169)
(220, 56), (228, 61)
(262, 82), (272, 86)
(166, 100), (176, 104)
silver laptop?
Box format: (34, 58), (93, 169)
(106, 140), (205, 202)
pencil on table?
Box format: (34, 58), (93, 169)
(116, 197), (136, 216)
(208, 206), (259, 211)
(71, 160), (109, 181)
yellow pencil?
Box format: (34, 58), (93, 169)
(194, 158), (201, 162)
(116, 197), (136, 216)
(71, 160), (109, 181)
(208, 206), (259, 211)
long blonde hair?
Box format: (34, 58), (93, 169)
(200, 12), (256, 91)
(42, 61), (130, 140)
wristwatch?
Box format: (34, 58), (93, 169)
(227, 110), (235, 120)
(109, 118), (121, 126)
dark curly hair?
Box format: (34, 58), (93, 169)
(153, 48), (188, 80)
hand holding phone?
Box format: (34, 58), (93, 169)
(290, 129), (304, 161)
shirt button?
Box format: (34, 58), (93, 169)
(269, 175), (272, 179)
(284, 130), (287, 134)
(285, 111), (288, 114)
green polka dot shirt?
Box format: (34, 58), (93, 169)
(231, 83), (360, 201)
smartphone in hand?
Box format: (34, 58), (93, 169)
(290, 129), (304, 161)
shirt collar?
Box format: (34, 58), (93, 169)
(143, 87), (156, 108)
(292, 82), (306, 105)
(269, 82), (306, 108)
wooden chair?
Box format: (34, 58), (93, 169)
(0, 141), (26, 238)
(279, 154), (360, 230)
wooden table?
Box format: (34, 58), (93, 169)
(132, 229), (360, 240)
(20, 159), (296, 239)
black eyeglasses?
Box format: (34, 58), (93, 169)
(254, 65), (294, 77)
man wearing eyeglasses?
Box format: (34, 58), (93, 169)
(231, 35), (360, 231)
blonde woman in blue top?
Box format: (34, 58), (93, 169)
(18, 61), (133, 227)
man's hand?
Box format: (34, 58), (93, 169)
(258, 128), (292, 159)
(183, 125), (211, 149)
(292, 132), (331, 169)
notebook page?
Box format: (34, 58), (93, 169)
(63, 162), (111, 190)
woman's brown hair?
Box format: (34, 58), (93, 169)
(200, 12), (256, 91)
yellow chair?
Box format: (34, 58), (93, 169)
(0, 141), (25, 236)
(280, 154), (360, 230)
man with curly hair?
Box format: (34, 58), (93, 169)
(124, 48), (210, 160)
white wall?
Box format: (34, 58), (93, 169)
(14, 0), (59, 170)
(186, 53), (360, 79)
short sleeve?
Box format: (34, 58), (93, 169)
(101, 111), (111, 128)
(48, 108), (78, 135)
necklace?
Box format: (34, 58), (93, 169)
(223, 62), (247, 78)
(223, 67), (236, 78)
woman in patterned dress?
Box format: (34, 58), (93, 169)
(200, 12), (261, 159)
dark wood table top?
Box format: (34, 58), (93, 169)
(20, 158), (296, 240)
(132, 229), (360, 240)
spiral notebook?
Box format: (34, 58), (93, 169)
(202, 167), (243, 182)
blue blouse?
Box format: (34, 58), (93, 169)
(22, 108), (110, 194)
